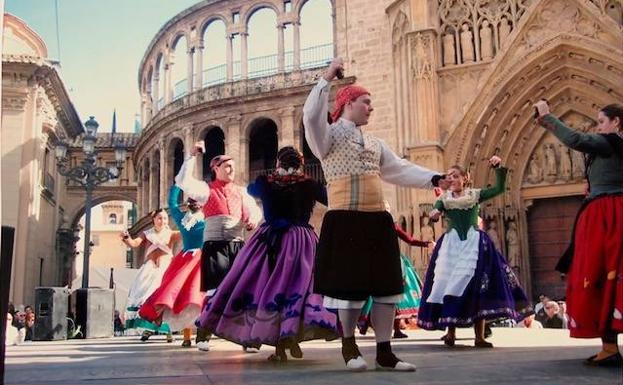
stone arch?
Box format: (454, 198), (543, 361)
(295, 0), (336, 16)
(199, 14), (230, 36)
(243, 2), (282, 26)
(166, 137), (185, 185)
(169, 30), (190, 51)
(68, 194), (138, 230)
(200, 126), (226, 180)
(247, 117), (279, 179)
(446, 38), (622, 194)
(299, 0), (335, 69)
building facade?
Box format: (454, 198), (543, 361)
(2, 13), (83, 306)
(132, 0), (622, 300)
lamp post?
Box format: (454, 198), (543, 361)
(54, 116), (127, 288)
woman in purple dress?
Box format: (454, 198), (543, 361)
(196, 146), (338, 362)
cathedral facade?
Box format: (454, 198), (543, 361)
(132, 0), (622, 300)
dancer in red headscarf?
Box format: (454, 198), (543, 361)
(303, 58), (448, 372)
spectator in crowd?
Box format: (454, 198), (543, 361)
(24, 305), (35, 341)
(534, 294), (550, 315)
(542, 301), (567, 329)
(514, 314), (543, 329)
(5, 313), (25, 346)
(114, 310), (125, 336)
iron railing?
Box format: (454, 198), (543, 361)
(170, 43), (333, 100)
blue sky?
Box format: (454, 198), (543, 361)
(6, 0), (200, 132)
(5, 0), (333, 133)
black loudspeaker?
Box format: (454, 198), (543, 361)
(1, 226), (16, 384)
(72, 288), (114, 338)
(34, 287), (69, 341)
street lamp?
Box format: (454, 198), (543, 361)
(54, 116), (127, 288)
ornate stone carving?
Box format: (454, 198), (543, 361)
(498, 16), (512, 46)
(412, 33), (433, 79)
(486, 218), (502, 252)
(480, 20), (494, 60)
(443, 29), (457, 65)
(558, 143), (572, 181)
(437, 0), (531, 66)
(543, 143), (558, 182)
(526, 152), (543, 184)
(505, 220), (520, 268)
(460, 23), (475, 63)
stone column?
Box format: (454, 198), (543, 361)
(158, 137), (167, 206)
(226, 35), (233, 81)
(293, 22), (301, 70)
(152, 73), (160, 112)
(187, 48), (195, 93)
(277, 24), (285, 73)
(278, 107), (296, 149)
(183, 125), (194, 157)
(195, 41), (204, 89)
(164, 52), (175, 103)
(149, 156), (156, 212)
(240, 32), (248, 79)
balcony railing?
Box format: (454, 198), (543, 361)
(170, 43), (333, 100)
(147, 65), (329, 131)
(248, 162), (325, 185)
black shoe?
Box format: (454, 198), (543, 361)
(584, 353), (623, 367)
(140, 331), (152, 342)
(181, 340), (192, 348)
(393, 330), (408, 339)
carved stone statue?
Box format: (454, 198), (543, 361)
(420, 215), (436, 264)
(420, 215), (435, 243)
(498, 16), (511, 47)
(526, 153), (543, 184)
(558, 143), (572, 181)
(443, 30), (456, 65)
(543, 143), (558, 180)
(571, 149), (585, 180)
(486, 219), (502, 252)
(479, 20), (494, 60)
(460, 23), (475, 63)
(505, 221), (520, 268)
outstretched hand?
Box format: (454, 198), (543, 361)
(191, 141), (205, 156)
(323, 58), (345, 82)
(488, 155), (502, 168)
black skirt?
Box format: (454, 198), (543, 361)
(201, 240), (244, 292)
(314, 210), (403, 300)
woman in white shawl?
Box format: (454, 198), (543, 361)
(121, 209), (181, 341)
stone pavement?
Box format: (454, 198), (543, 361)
(4, 328), (621, 385)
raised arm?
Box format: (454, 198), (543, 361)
(303, 78), (332, 159)
(379, 141), (442, 189)
(541, 114), (612, 154)
(174, 153), (209, 205)
(479, 166), (508, 202)
(167, 185), (185, 226)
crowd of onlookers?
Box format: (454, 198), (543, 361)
(514, 294), (569, 329)
(5, 303), (35, 345)
(5, 293), (569, 345)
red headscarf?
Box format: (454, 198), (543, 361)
(331, 85), (370, 123)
